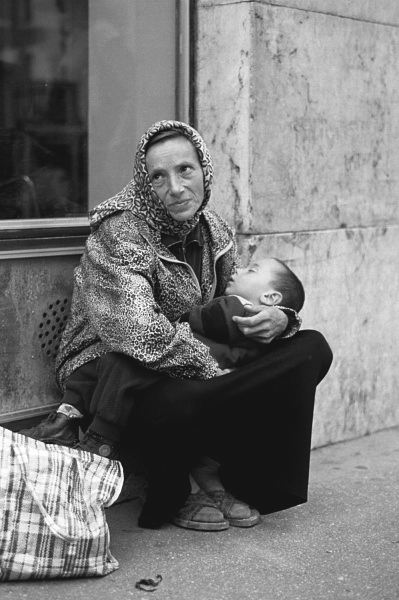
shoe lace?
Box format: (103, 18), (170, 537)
(42, 411), (59, 424)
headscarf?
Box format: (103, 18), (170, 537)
(89, 120), (214, 236)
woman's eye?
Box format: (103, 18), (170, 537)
(151, 173), (163, 183)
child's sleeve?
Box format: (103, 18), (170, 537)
(183, 296), (248, 344)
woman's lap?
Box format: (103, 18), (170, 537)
(67, 330), (332, 516)
(132, 329), (333, 514)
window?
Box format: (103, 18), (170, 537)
(0, 0), (189, 235)
(0, 0), (88, 220)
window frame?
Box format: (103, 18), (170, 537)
(0, 0), (191, 260)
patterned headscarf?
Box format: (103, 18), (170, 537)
(89, 120), (214, 236)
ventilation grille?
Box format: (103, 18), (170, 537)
(38, 299), (69, 359)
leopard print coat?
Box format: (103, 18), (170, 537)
(55, 121), (238, 391)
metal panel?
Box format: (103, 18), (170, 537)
(0, 255), (81, 422)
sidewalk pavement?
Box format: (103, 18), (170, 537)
(2, 427), (398, 600)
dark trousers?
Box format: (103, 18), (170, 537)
(62, 330), (333, 522)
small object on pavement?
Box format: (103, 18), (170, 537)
(135, 574), (163, 592)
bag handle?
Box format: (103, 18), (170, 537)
(12, 443), (97, 544)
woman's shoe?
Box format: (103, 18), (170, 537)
(172, 491), (229, 531)
(207, 490), (260, 528)
(18, 411), (79, 447)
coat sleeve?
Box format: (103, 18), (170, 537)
(80, 217), (219, 380)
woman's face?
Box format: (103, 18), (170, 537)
(145, 136), (205, 222)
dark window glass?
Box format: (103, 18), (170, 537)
(0, 0), (88, 219)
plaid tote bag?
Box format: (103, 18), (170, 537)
(0, 426), (124, 580)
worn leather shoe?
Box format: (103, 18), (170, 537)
(172, 491), (229, 531)
(75, 429), (119, 460)
(207, 490), (260, 528)
(19, 411), (80, 447)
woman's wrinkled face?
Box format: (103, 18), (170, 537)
(145, 137), (205, 222)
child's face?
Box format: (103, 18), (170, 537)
(225, 259), (280, 305)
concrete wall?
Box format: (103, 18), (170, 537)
(195, 0), (399, 447)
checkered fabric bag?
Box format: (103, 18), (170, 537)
(0, 426), (123, 580)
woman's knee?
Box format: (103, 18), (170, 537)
(298, 329), (333, 375)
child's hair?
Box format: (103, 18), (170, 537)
(271, 258), (305, 313)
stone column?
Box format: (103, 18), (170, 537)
(195, 0), (399, 446)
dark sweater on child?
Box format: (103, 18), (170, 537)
(180, 295), (266, 369)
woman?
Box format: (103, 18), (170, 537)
(21, 120), (332, 530)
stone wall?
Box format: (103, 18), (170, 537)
(195, 0), (399, 447)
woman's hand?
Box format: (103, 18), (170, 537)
(232, 304), (288, 344)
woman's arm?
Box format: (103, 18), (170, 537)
(81, 215), (219, 379)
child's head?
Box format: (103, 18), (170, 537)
(224, 258), (305, 312)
